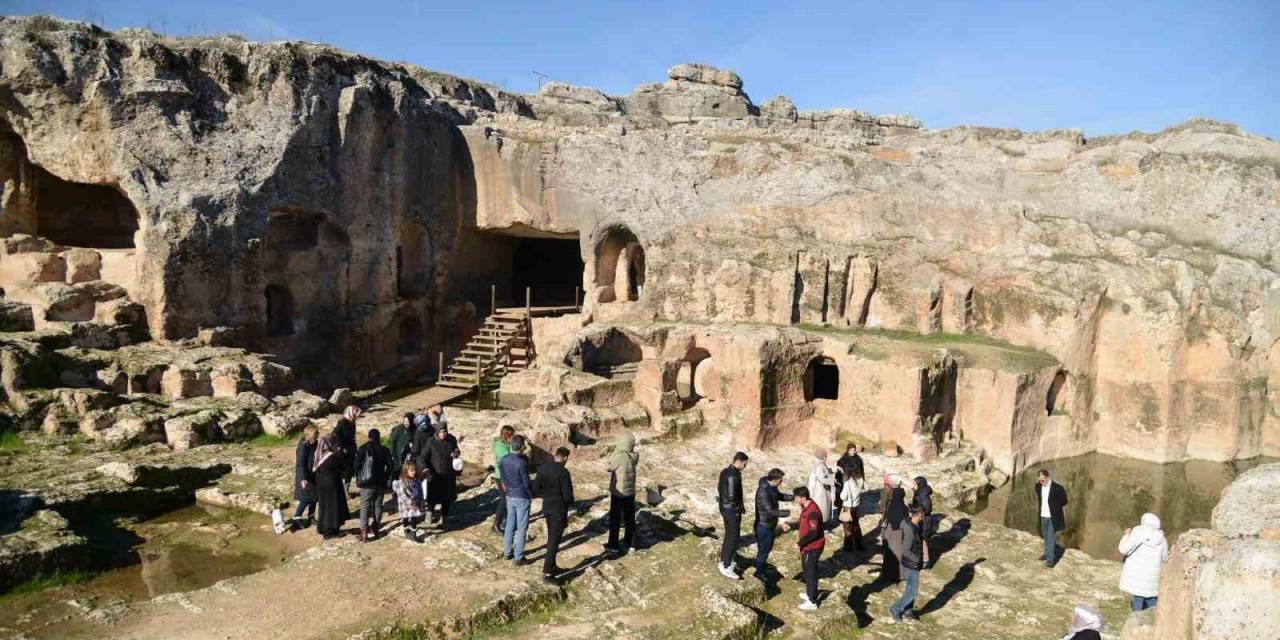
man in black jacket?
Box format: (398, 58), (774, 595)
(887, 505), (926, 623)
(752, 468), (792, 580)
(533, 446), (575, 584)
(354, 429), (392, 542)
(1034, 469), (1069, 568)
(717, 452), (749, 579)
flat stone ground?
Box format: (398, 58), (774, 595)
(0, 406), (1131, 639)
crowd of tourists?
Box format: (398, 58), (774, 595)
(291, 410), (1167, 626)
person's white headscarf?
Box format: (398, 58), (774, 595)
(1061, 604), (1104, 639)
(343, 405), (362, 422)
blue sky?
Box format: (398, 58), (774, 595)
(5, 0), (1278, 138)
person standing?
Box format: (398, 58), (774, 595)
(291, 425), (319, 529)
(1035, 469), (1068, 568)
(491, 425), (515, 534)
(605, 431), (639, 556)
(423, 423), (461, 528)
(716, 452), (749, 579)
(387, 412), (416, 478)
(836, 459), (866, 552)
(911, 476), (934, 566)
(427, 404), (448, 432)
(887, 505), (927, 623)
(753, 468), (792, 580)
(533, 446), (575, 584)
(1118, 513), (1168, 611)
(500, 435), (533, 565)
(313, 433), (349, 539)
(793, 486), (825, 612)
(808, 449), (835, 524)
(392, 460), (425, 542)
(354, 429), (392, 542)
(332, 406), (361, 493)
(879, 476), (908, 583)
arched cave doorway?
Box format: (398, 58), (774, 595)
(1046, 370), (1069, 416)
(583, 330), (643, 379)
(398, 316), (423, 358)
(265, 285), (295, 337)
(676, 347), (712, 408)
(594, 226), (645, 303)
(804, 356), (840, 401)
(34, 165), (139, 249)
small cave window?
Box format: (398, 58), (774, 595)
(1046, 370), (1068, 416)
(264, 285), (294, 337)
(398, 316), (423, 358)
(594, 226), (645, 303)
(266, 210), (321, 251)
(804, 356), (840, 401)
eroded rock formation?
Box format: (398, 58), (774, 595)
(0, 16), (1276, 472)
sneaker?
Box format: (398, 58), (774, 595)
(514, 558), (531, 567)
(884, 613), (899, 625)
(718, 564), (740, 580)
(798, 600), (818, 611)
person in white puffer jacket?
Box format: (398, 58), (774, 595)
(1118, 512), (1169, 611)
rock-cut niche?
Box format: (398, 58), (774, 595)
(264, 285), (295, 337)
(804, 356), (840, 401)
(594, 226), (645, 303)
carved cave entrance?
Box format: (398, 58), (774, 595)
(676, 347), (712, 408)
(264, 285), (295, 337)
(594, 226), (645, 303)
(510, 237), (584, 307)
(804, 356), (840, 401)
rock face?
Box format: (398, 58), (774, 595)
(1, 17), (1277, 468)
(1141, 462), (1280, 640)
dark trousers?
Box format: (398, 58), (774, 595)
(842, 514), (865, 550)
(754, 522), (776, 575)
(607, 494), (636, 550)
(292, 500), (316, 519)
(720, 510), (741, 567)
(544, 510), (567, 575)
(494, 487), (507, 528)
(801, 550), (820, 603)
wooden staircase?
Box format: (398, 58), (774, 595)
(437, 310), (534, 392)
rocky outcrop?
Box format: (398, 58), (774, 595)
(1141, 462), (1280, 640)
(1, 16), (1276, 468)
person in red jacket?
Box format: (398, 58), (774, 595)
(793, 486), (825, 611)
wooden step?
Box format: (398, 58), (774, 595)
(437, 381), (475, 390)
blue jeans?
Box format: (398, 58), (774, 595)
(1040, 517), (1056, 566)
(503, 497), (531, 560)
(889, 566), (919, 619)
(754, 523), (776, 574)
(293, 500), (315, 519)
(1131, 595), (1157, 611)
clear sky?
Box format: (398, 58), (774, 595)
(5, 0), (1278, 138)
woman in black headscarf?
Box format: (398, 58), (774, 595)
(879, 476), (909, 583)
(911, 475), (935, 566)
(314, 433), (350, 539)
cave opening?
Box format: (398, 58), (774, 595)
(594, 226), (645, 303)
(510, 237), (584, 307)
(804, 356), (840, 401)
(264, 285), (295, 337)
(34, 165), (139, 249)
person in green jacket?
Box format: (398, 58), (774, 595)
(605, 430), (639, 555)
(490, 425), (515, 534)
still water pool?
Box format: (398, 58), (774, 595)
(960, 453), (1275, 560)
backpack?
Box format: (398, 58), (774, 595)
(357, 449), (376, 485)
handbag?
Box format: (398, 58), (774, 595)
(451, 457), (464, 472)
(356, 452), (375, 485)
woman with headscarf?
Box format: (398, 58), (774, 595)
(1059, 604), (1104, 640)
(333, 406), (362, 493)
(878, 475), (908, 583)
(313, 433), (350, 539)
(1118, 513), (1168, 611)
(807, 449), (835, 524)
(836, 449), (867, 552)
(911, 476), (934, 566)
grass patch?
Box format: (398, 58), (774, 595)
(797, 323), (1059, 372)
(245, 433), (294, 448)
(0, 428), (26, 453)
(7, 569), (98, 595)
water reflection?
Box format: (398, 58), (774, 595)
(961, 453), (1276, 560)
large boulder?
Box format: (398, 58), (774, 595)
(260, 413), (310, 438)
(1151, 463), (1280, 640)
(666, 63), (743, 89)
(163, 410), (221, 451)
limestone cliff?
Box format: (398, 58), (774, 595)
(1, 16), (1276, 467)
